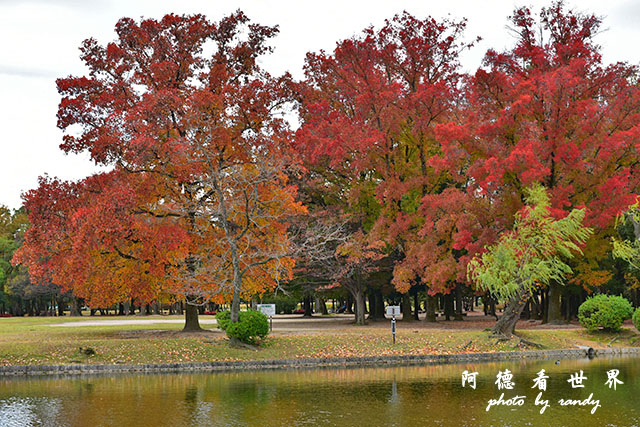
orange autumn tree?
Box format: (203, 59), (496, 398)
(176, 158), (304, 327)
(14, 171), (190, 309)
(16, 12), (304, 331)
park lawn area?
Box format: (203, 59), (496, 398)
(0, 316), (638, 366)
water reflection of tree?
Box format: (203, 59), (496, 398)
(0, 360), (637, 424)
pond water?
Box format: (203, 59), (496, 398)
(0, 356), (637, 426)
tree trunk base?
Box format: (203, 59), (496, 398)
(491, 288), (530, 337)
(401, 294), (414, 322)
(182, 302), (204, 332)
(545, 281), (564, 324)
(424, 294), (437, 322)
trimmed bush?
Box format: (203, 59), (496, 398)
(216, 310), (269, 344)
(578, 295), (633, 332)
(633, 307), (640, 332)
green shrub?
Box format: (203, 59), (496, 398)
(633, 307), (640, 332)
(578, 295), (633, 332)
(261, 294), (298, 314)
(215, 310), (231, 331)
(216, 310), (270, 344)
(225, 310), (270, 344)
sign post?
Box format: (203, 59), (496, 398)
(385, 305), (400, 344)
(257, 304), (276, 331)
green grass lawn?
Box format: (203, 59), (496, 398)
(0, 316), (637, 366)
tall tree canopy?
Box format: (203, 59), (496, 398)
(437, 1), (640, 322)
(15, 12), (304, 330)
(295, 12), (480, 318)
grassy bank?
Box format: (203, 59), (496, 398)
(0, 316), (638, 366)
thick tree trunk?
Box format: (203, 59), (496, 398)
(454, 285), (463, 321)
(546, 281), (565, 324)
(491, 287), (530, 336)
(318, 297), (328, 315)
(531, 294), (541, 320)
(183, 301), (203, 332)
(444, 293), (453, 321)
(566, 293), (578, 321)
(375, 290), (385, 319)
(57, 296), (65, 316)
(367, 292), (377, 321)
(353, 290), (366, 325)
(70, 297), (82, 316)
(303, 296), (313, 317)
(401, 293), (413, 322)
(487, 297), (496, 318)
(413, 292), (420, 320)
(368, 290), (384, 321)
(425, 294), (437, 322)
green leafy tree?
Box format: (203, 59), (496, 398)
(0, 206), (31, 314)
(612, 202), (640, 270)
(468, 185), (592, 336)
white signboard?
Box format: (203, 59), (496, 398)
(386, 305), (401, 317)
(257, 304), (276, 317)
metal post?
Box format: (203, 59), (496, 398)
(269, 316), (273, 331)
(392, 316), (396, 345)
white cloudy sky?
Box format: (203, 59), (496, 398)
(1, 0), (639, 209)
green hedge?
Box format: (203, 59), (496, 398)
(578, 294), (633, 332)
(215, 310), (231, 331)
(633, 307), (640, 332)
(215, 310), (269, 344)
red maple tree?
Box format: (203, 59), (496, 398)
(437, 2), (640, 322)
(296, 12), (479, 317)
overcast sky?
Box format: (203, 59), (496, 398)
(1, 0), (639, 210)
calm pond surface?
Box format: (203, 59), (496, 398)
(0, 356), (638, 426)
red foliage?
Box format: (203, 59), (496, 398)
(16, 12), (303, 309)
(438, 3), (640, 229)
(296, 12), (480, 294)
